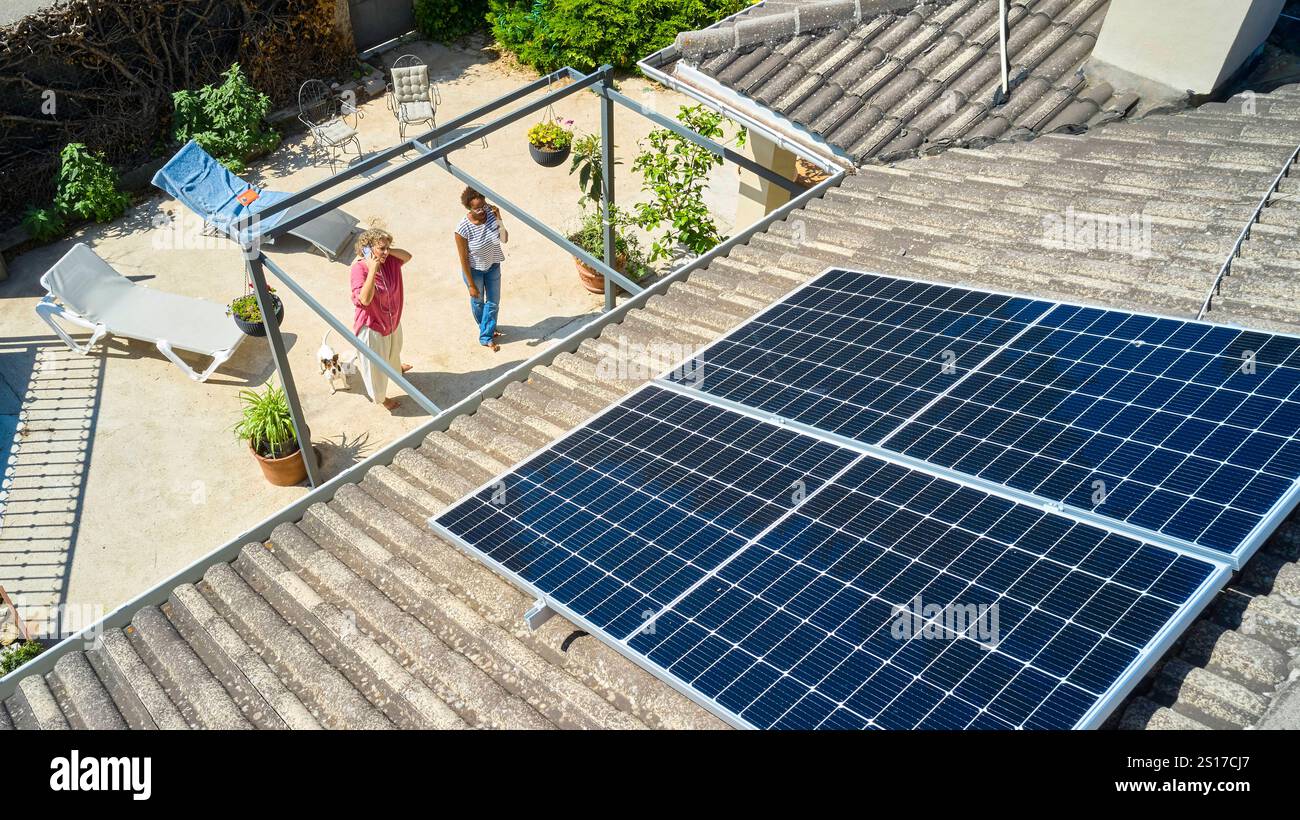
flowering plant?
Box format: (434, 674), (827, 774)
(528, 118), (574, 151)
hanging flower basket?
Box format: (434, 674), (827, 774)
(228, 293), (284, 336)
(527, 119), (574, 167)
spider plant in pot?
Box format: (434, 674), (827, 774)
(227, 275), (284, 337)
(527, 117), (574, 167)
(233, 384), (308, 485)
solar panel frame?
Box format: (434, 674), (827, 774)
(661, 267), (1300, 571)
(429, 381), (1232, 730)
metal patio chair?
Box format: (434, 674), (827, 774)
(386, 54), (440, 140)
(298, 79), (363, 172)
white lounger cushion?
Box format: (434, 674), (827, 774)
(41, 244), (244, 357)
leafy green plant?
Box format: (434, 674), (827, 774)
(172, 63), (281, 174)
(414, 0), (490, 42)
(489, 0), (751, 72)
(227, 281), (278, 323)
(632, 105), (743, 261)
(0, 640), (44, 676)
(569, 133), (621, 207)
(21, 205), (67, 242)
(233, 384), (298, 459)
(567, 206), (650, 280)
(52, 143), (131, 223)
(528, 120), (574, 151)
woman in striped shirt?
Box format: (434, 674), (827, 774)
(454, 186), (509, 351)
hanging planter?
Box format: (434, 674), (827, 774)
(527, 117), (574, 167)
(228, 292), (284, 337)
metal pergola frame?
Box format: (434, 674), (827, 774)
(243, 63), (803, 488)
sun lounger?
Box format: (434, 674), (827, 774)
(35, 243), (246, 382)
(153, 140), (359, 259)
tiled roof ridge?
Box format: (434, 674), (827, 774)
(675, 0), (943, 64)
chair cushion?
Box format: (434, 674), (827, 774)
(317, 119), (358, 144)
(399, 101), (435, 122)
(391, 65), (430, 104)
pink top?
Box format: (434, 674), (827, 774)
(350, 256), (404, 336)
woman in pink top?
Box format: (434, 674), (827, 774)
(350, 229), (413, 410)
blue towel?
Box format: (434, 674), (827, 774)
(152, 141), (293, 243)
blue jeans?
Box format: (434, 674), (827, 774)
(466, 263), (501, 346)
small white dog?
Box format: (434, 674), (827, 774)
(318, 330), (359, 394)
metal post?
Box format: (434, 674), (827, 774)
(248, 253), (321, 488)
(600, 68), (617, 312)
(998, 0), (1010, 102)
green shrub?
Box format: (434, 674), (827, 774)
(632, 104), (742, 261)
(489, 0), (751, 72)
(173, 63), (281, 174)
(53, 143), (131, 224)
(414, 0), (490, 42)
(0, 641), (44, 676)
(21, 206), (67, 242)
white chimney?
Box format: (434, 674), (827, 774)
(1088, 0), (1284, 97)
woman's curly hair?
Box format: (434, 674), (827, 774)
(354, 228), (393, 260)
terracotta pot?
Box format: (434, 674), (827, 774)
(250, 441), (309, 486)
(573, 252), (627, 294)
(529, 142), (571, 167)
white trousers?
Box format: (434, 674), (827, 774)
(356, 323), (403, 402)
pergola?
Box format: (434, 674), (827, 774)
(244, 64), (807, 487)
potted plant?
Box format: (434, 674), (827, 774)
(227, 277), (284, 337)
(233, 384), (309, 486)
(566, 206), (649, 294)
(527, 118), (574, 167)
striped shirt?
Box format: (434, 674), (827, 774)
(455, 210), (506, 271)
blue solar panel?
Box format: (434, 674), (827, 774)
(435, 385), (856, 638)
(666, 270), (1052, 444)
(433, 384), (1225, 729)
(883, 302), (1300, 560)
(630, 456), (1222, 729)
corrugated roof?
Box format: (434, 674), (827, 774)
(663, 0), (1146, 164)
(3, 83), (1299, 730)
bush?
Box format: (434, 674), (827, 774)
(0, 641), (44, 676)
(632, 105), (742, 261)
(489, 0), (751, 72)
(53, 143), (131, 224)
(172, 63), (281, 175)
(414, 0), (490, 42)
(21, 206), (66, 242)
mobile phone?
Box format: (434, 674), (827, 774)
(362, 246), (373, 259)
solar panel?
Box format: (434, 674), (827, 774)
(630, 455), (1224, 729)
(430, 268), (1299, 729)
(883, 302), (1300, 562)
(666, 269), (1053, 444)
(432, 384), (1226, 729)
(435, 385), (856, 638)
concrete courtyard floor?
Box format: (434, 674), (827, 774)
(0, 38), (739, 636)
